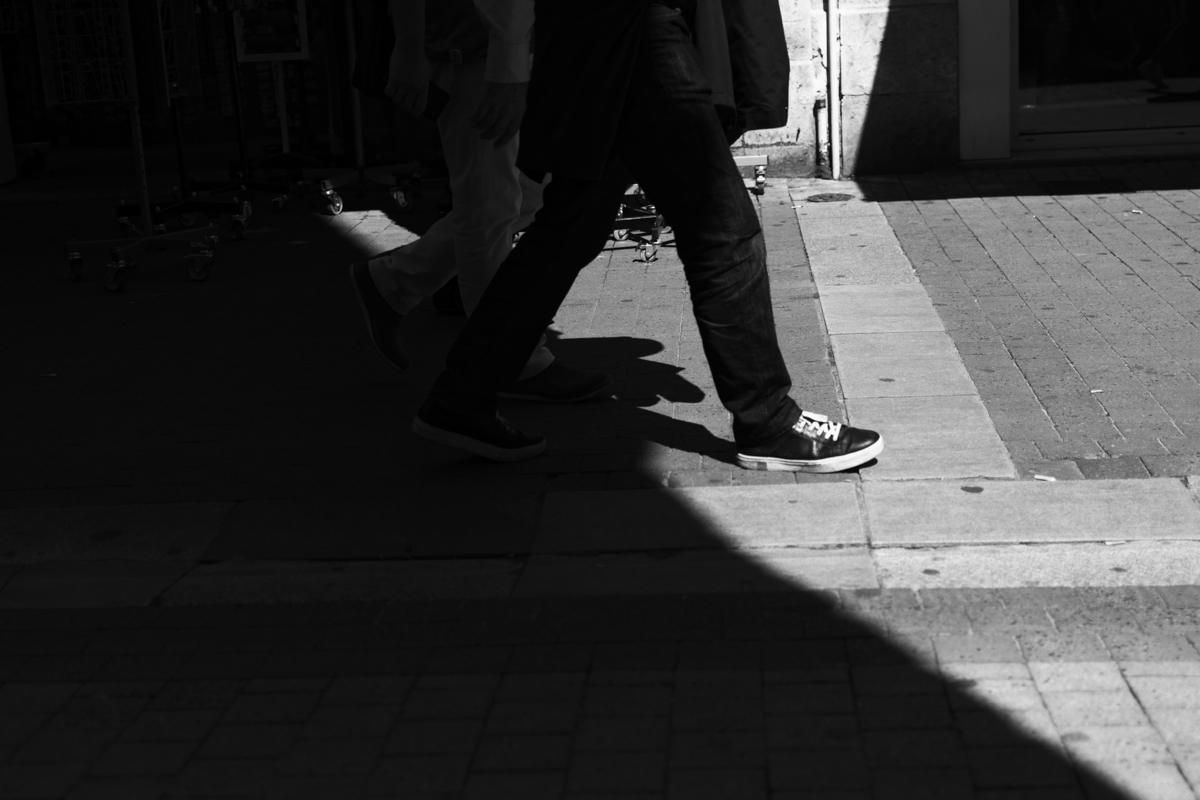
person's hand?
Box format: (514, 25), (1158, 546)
(472, 81), (528, 148)
(386, 48), (432, 116)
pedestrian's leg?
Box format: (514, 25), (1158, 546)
(368, 63), (466, 315)
(423, 163), (631, 421)
(612, 4), (797, 448)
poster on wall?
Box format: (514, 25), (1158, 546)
(232, 0), (309, 62)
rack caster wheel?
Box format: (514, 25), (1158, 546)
(186, 253), (213, 281)
(153, 224), (167, 236)
(242, 201), (253, 219)
(105, 265), (122, 292)
(391, 188), (407, 209)
(68, 253), (83, 283)
(118, 218), (132, 238)
(179, 212), (197, 228)
(325, 192), (344, 216)
(613, 228), (629, 241)
(272, 195), (287, 212)
(231, 217), (246, 241)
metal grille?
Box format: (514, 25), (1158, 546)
(34, 0), (135, 105)
(159, 0), (200, 97)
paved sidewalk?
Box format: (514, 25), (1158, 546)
(5, 159), (1200, 798)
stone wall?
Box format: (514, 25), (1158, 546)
(839, 0), (958, 174)
(736, 0), (960, 177)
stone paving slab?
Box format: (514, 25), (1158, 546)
(0, 503), (233, 564)
(513, 548), (879, 596)
(533, 484), (864, 553)
(821, 284), (946, 335)
(846, 395), (1016, 480)
(831, 331), (979, 398)
(877, 541), (1200, 590)
(864, 478), (1200, 546)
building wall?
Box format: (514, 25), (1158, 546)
(738, 0), (961, 177)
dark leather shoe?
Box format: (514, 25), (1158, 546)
(413, 401), (545, 461)
(498, 361), (613, 403)
(736, 411), (882, 473)
(349, 261), (408, 371)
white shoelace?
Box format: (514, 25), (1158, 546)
(795, 411), (842, 441)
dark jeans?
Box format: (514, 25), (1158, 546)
(428, 2), (800, 448)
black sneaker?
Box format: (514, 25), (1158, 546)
(498, 361), (613, 403)
(413, 401), (546, 461)
(736, 411), (883, 473)
(349, 260), (408, 371)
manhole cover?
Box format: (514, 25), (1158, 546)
(805, 193), (854, 203)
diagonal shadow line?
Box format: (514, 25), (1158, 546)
(0, 189), (1153, 798)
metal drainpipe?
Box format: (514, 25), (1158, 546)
(826, 0), (842, 179)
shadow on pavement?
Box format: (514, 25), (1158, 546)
(0, 194), (1143, 799)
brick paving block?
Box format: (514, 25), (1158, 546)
(422, 645), (512, 676)
(277, 736), (384, 775)
(764, 683), (854, 716)
(1121, 661), (1200, 677)
(666, 767), (767, 800)
(855, 695), (956, 731)
(497, 673), (587, 702)
(221, 691), (321, 725)
(87, 740), (195, 776)
(9, 655), (109, 683)
(10, 726), (118, 764)
(850, 665), (945, 696)
(118, 708), (220, 743)
(1156, 586), (1200, 609)
(583, 685), (672, 717)
(507, 644), (594, 674)
(574, 716), (670, 753)
(242, 676), (330, 694)
(845, 637), (921, 667)
(322, 675), (414, 706)
(263, 774), (370, 800)
(366, 753), (472, 795)
(1042, 690), (1149, 728)
(677, 641), (762, 671)
(0, 762), (85, 800)
(416, 673), (503, 691)
(472, 733), (573, 772)
(865, 766), (978, 800)
(862, 728), (968, 770)
(591, 641), (678, 673)
(1028, 662), (1125, 693)
(462, 771), (565, 800)
(674, 669), (760, 700)
(933, 635), (1023, 664)
(968, 746), (1078, 789)
(1072, 457), (1152, 480)
(302, 704), (399, 739)
(1016, 631), (1110, 663)
(767, 749), (871, 791)
(1142, 454), (1200, 477)
(966, 606), (1056, 634)
(384, 719), (483, 755)
(953, 708), (1058, 749)
(1125, 675), (1200, 708)
(765, 714), (861, 751)
(668, 729), (766, 768)
(566, 751), (666, 793)
(0, 682), (80, 714)
(196, 723), (301, 759)
(64, 775), (174, 800)
(1079, 762), (1196, 800)
(176, 757), (274, 797)
(400, 687), (494, 720)
(1102, 632), (1200, 662)
(0, 712), (49, 748)
(151, 680), (243, 710)
(485, 700), (579, 735)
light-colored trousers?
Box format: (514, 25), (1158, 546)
(368, 57), (552, 379)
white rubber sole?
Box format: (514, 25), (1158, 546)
(412, 417), (546, 462)
(736, 436), (884, 473)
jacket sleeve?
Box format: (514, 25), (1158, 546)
(473, 0), (534, 82)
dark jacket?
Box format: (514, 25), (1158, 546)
(517, 0), (789, 181)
